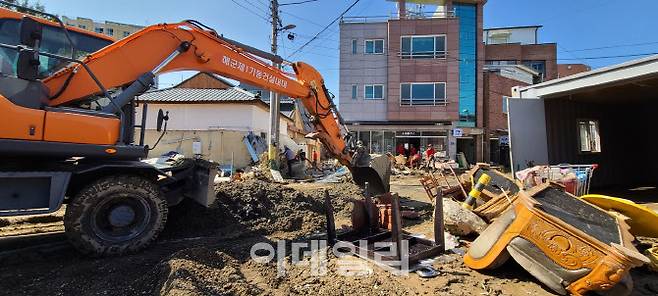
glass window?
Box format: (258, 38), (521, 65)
(94, 27), (104, 34)
(371, 131), (384, 154)
(0, 19), (112, 78)
(78, 24), (86, 29)
(401, 83), (411, 105)
(502, 96), (509, 113)
(400, 83), (446, 106)
(578, 120), (601, 153)
(358, 131), (371, 152)
(400, 35), (446, 59)
(351, 39), (357, 54)
(364, 84), (384, 100)
(351, 85), (357, 99)
(106, 28), (114, 36)
(123, 31), (130, 38)
(455, 3), (477, 126)
(486, 60), (517, 66)
(523, 60), (546, 81)
(384, 131), (396, 154)
(365, 39), (384, 54)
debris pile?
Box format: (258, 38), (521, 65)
(163, 180), (361, 239)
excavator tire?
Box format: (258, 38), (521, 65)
(64, 175), (167, 256)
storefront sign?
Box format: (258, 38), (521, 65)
(399, 131), (420, 137)
(452, 128), (464, 137)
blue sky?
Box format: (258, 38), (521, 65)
(39, 0), (658, 96)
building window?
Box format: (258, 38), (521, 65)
(502, 96), (509, 114)
(400, 35), (446, 59)
(364, 39), (384, 54)
(364, 84), (384, 100)
(400, 82), (446, 106)
(523, 60), (546, 80)
(106, 28), (114, 36)
(578, 119), (601, 153)
(94, 27), (104, 34)
(486, 60), (517, 66)
(351, 39), (357, 54)
(123, 31), (130, 38)
(351, 85), (357, 99)
(79, 24), (86, 29)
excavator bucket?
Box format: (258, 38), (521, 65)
(350, 154), (391, 196)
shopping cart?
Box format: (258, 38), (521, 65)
(544, 164), (598, 196)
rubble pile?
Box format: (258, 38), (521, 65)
(163, 180), (361, 239)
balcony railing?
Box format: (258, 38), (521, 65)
(341, 9), (456, 24)
(398, 50), (448, 59)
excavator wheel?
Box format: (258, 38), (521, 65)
(64, 175), (167, 256)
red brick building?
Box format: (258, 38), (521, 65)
(482, 66), (535, 165)
(557, 63), (591, 78)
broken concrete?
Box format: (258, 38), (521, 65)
(441, 198), (488, 236)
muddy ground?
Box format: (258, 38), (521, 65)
(0, 176), (657, 296)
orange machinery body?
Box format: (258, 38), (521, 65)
(0, 8), (352, 164)
(0, 8), (120, 145)
(0, 95), (119, 144)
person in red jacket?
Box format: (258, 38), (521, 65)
(424, 144), (436, 169)
(409, 144), (417, 157)
(396, 143), (406, 156)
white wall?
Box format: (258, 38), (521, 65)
(135, 103), (289, 136)
(484, 27), (538, 45)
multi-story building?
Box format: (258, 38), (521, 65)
(484, 25), (557, 82)
(62, 16), (142, 40)
(339, 0), (485, 164)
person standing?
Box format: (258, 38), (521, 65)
(396, 143), (406, 156)
(312, 150), (319, 168)
(425, 144), (436, 169)
(282, 145), (295, 176)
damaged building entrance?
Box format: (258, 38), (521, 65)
(511, 55), (658, 196)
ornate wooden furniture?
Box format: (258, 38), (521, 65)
(464, 183), (648, 295)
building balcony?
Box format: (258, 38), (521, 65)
(341, 9), (456, 24)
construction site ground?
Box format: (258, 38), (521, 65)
(0, 174), (657, 296)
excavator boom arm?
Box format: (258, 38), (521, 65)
(43, 21), (352, 165)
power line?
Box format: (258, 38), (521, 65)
(563, 41), (658, 52)
(281, 10), (325, 27)
(243, 0), (271, 16)
(231, 0), (270, 22)
(280, 0), (320, 6)
(287, 0), (361, 59)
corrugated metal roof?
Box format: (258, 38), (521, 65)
(137, 87), (258, 103)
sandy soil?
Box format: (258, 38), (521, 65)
(0, 176), (656, 296)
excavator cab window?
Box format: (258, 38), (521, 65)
(0, 18), (112, 78)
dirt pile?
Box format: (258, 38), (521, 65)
(149, 247), (416, 296)
(161, 180), (362, 240)
(152, 248), (261, 296)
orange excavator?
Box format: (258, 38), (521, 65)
(0, 3), (389, 255)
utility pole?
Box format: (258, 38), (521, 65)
(268, 0), (281, 169)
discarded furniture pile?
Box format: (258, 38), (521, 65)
(421, 163), (655, 296)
